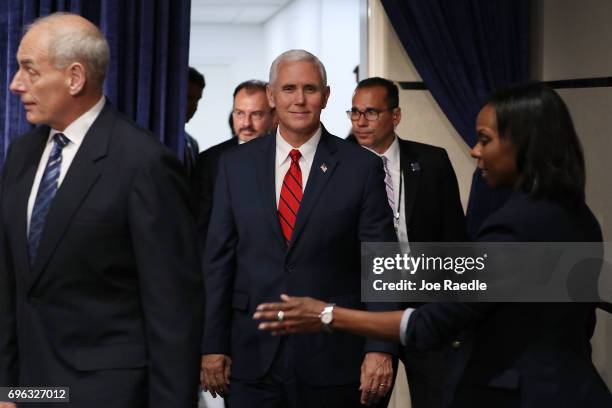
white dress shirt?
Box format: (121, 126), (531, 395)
(399, 307), (415, 346)
(275, 126), (322, 206)
(363, 135), (409, 243)
(27, 96), (106, 234)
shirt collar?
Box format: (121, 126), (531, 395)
(362, 134), (400, 165)
(49, 96), (106, 146)
(276, 125), (322, 167)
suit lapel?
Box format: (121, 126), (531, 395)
(399, 140), (420, 229)
(29, 103), (113, 287)
(7, 127), (49, 279)
(255, 134), (285, 247)
(288, 128), (338, 251)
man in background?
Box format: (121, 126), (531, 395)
(349, 76), (466, 408)
(193, 79), (276, 246)
(185, 66), (205, 178)
(0, 13), (202, 408)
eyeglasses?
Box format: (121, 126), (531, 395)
(346, 108), (389, 121)
(233, 110), (269, 121)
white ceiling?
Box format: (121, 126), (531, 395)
(191, 0), (294, 25)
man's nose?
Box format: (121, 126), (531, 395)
(9, 70), (25, 94)
(294, 89), (306, 105)
(356, 113), (369, 126)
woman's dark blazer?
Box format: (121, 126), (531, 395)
(403, 191), (612, 407)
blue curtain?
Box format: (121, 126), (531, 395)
(380, 0), (529, 237)
(0, 0), (191, 170)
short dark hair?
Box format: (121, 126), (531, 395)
(356, 77), (399, 109)
(188, 67), (205, 89)
(486, 82), (585, 205)
(233, 79), (268, 98)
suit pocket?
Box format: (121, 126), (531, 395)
(74, 343), (147, 371)
(232, 291), (249, 311)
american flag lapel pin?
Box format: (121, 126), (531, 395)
(320, 163), (328, 173)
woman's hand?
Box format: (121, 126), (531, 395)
(253, 294), (327, 335)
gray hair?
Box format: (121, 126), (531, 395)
(27, 12), (110, 87)
(269, 49), (327, 88)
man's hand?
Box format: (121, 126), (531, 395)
(201, 354), (231, 398)
(0, 403), (17, 408)
(359, 352), (393, 406)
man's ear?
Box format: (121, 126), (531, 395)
(67, 62), (86, 95)
(266, 84), (276, 108)
(321, 86), (331, 109)
(393, 107), (402, 128)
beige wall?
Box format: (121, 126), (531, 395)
(367, 0), (612, 405)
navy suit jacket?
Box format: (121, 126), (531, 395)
(403, 191), (612, 407)
(202, 127), (398, 385)
(192, 137), (239, 247)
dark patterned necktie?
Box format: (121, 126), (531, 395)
(28, 133), (70, 265)
(382, 155), (395, 210)
(278, 149), (302, 245)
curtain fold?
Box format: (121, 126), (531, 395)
(380, 0), (529, 237)
(0, 0), (191, 170)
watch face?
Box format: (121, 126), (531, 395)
(321, 312), (333, 325)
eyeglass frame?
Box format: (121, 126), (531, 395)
(346, 107), (396, 121)
(232, 109), (272, 121)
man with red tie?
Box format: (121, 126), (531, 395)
(200, 50), (399, 407)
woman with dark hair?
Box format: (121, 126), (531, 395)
(254, 82), (612, 407)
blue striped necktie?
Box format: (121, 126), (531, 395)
(28, 133), (70, 265)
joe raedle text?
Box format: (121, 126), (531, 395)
(372, 279), (487, 292)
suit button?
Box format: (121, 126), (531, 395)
(451, 340), (461, 349)
(286, 264), (294, 273)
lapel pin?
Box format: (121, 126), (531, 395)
(410, 162), (421, 172)
(320, 163), (328, 173)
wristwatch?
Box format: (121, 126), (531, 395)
(319, 304), (335, 333)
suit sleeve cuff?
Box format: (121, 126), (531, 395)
(399, 308), (415, 346)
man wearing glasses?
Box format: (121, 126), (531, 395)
(348, 77), (467, 408)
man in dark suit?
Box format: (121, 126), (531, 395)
(201, 50), (398, 407)
(193, 79), (276, 247)
(184, 67), (205, 179)
(0, 13), (203, 408)
(349, 77), (466, 408)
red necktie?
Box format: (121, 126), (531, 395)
(278, 149), (302, 245)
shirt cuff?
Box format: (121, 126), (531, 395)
(399, 308), (415, 346)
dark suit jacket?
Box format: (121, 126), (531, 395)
(397, 138), (466, 243)
(202, 127), (398, 386)
(404, 191), (612, 407)
(0, 102), (203, 408)
(192, 137), (239, 247)
(395, 138), (467, 408)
